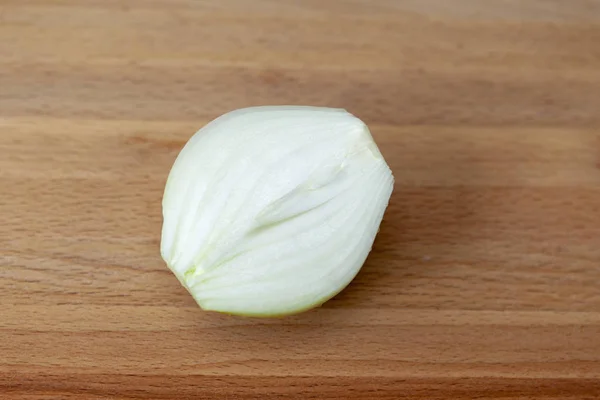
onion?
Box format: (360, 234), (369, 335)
(161, 106), (393, 316)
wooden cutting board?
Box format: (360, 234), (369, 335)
(1, 1), (600, 398)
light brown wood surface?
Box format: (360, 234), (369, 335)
(2, 1), (600, 399)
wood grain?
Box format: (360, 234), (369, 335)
(1, 0), (600, 398)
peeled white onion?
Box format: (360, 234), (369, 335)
(161, 106), (394, 316)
